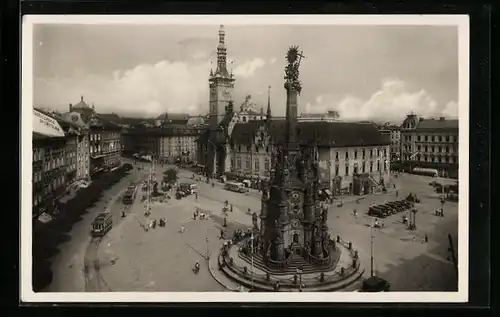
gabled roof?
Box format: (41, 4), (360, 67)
(231, 120), (390, 148)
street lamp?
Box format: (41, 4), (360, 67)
(411, 208), (418, 229)
(250, 232), (254, 291)
(370, 224), (375, 277)
(297, 266), (303, 291)
(205, 236), (210, 260)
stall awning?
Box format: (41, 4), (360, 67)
(33, 109), (65, 137)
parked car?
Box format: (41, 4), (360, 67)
(361, 276), (390, 292)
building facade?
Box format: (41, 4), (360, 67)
(61, 112), (90, 181)
(121, 126), (204, 164)
(228, 120), (391, 195)
(32, 108), (67, 219)
(377, 124), (401, 161)
(400, 114), (459, 178)
(89, 125), (122, 174)
(298, 110), (340, 122)
(69, 96), (122, 175)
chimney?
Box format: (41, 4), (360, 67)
(69, 103), (73, 112)
(439, 116), (445, 121)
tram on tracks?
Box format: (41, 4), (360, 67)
(91, 213), (113, 238)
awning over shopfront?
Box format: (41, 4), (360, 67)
(33, 109), (65, 137)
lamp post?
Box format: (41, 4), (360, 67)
(251, 232), (254, 290)
(297, 266), (303, 291)
(370, 224), (375, 277)
(205, 236), (209, 260)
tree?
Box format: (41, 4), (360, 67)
(163, 168), (178, 185)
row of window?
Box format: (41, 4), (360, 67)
(403, 154), (458, 164)
(232, 157), (388, 176)
(43, 157), (65, 171)
(336, 148), (387, 160)
(403, 134), (457, 143)
(402, 145), (458, 154)
(91, 132), (120, 141)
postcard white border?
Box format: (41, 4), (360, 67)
(21, 14), (470, 303)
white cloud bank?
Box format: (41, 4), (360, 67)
(233, 58), (266, 79)
(35, 58), (265, 117)
(306, 78), (458, 123)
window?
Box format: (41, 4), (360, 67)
(362, 163), (366, 173)
(431, 135), (435, 142)
(335, 152), (339, 160)
(424, 135), (428, 142)
(446, 135), (450, 142)
(255, 159), (260, 171)
(418, 135), (421, 142)
(345, 151), (349, 160)
(354, 150), (358, 159)
(245, 159), (250, 169)
(345, 165), (349, 176)
(370, 163), (373, 172)
(362, 150), (365, 159)
(264, 158), (270, 171)
(417, 145), (421, 151)
(384, 149), (387, 157)
(335, 166), (339, 176)
(446, 146), (450, 153)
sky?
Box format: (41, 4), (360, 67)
(33, 23), (459, 123)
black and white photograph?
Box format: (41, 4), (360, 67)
(21, 15), (469, 302)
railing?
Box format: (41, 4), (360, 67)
(221, 235), (362, 290)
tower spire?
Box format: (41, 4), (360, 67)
(266, 86), (272, 122)
(216, 25), (229, 77)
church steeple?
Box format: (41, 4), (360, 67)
(266, 86), (272, 123)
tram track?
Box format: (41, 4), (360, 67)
(83, 237), (112, 292)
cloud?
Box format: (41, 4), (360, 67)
(233, 58), (266, 79)
(270, 57), (277, 65)
(307, 78), (458, 123)
(35, 60), (213, 117)
(441, 101), (459, 118)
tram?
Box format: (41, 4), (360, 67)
(123, 183), (138, 205)
(91, 213), (113, 237)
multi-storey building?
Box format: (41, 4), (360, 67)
(59, 111), (91, 181)
(298, 110), (340, 122)
(377, 124), (401, 161)
(228, 119), (391, 195)
(68, 96), (122, 175)
(121, 126), (205, 164)
(400, 114), (459, 178)
(32, 108), (67, 219)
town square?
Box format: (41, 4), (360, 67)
(29, 21), (460, 294)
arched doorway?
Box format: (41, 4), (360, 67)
(293, 233), (299, 244)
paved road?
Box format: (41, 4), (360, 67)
(44, 167), (144, 292)
(101, 161), (459, 291)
